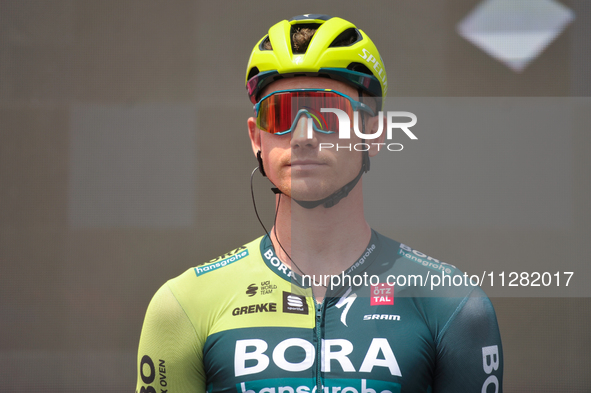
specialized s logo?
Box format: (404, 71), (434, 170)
(335, 287), (357, 327)
(282, 292), (308, 315)
(246, 284), (258, 297)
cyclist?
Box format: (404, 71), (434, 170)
(136, 14), (503, 393)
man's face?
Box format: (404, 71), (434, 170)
(248, 77), (375, 202)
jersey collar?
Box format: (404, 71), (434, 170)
(259, 230), (383, 294)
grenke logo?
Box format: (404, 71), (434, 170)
(232, 303), (277, 316)
(307, 111), (417, 152)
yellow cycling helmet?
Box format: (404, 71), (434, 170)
(246, 14), (387, 107)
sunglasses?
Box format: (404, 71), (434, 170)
(254, 89), (375, 135)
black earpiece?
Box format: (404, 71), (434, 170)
(256, 150), (267, 177)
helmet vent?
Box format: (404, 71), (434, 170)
(291, 23), (321, 54)
(247, 67), (259, 81)
(260, 36), (273, 50)
(347, 62), (373, 76)
(329, 28), (361, 48)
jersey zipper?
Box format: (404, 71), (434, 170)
(314, 299), (324, 393)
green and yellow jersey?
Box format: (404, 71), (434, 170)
(136, 230), (502, 393)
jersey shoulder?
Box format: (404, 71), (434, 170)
(376, 233), (459, 277)
(161, 236), (266, 311)
(374, 232), (499, 340)
(374, 232), (488, 307)
(170, 236), (264, 286)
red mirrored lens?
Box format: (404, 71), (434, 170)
(257, 91), (354, 134)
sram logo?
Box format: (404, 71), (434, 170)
(234, 338), (402, 378)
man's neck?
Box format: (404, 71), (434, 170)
(270, 183), (372, 279)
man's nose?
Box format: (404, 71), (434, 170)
(290, 116), (318, 148)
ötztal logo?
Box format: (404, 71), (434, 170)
(306, 111), (418, 152)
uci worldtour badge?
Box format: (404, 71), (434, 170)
(282, 292), (309, 315)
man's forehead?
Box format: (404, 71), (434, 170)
(260, 76), (359, 98)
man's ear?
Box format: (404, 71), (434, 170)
(248, 117), (267, 177)
(366, 115), (387, 158)
(247, 116), (261, 156)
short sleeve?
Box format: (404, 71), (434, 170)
(136, 283), (206, 393)
(433, 288), (503, 393)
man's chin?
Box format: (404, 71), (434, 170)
(288, 180), (334, 202)
(289, 190), (332, 203)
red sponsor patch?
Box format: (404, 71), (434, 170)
(370, 283), (395, 306)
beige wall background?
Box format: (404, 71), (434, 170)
(1, 1), (590, 391)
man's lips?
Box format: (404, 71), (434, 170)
(288, 160), (326, 172)
(287, 160), (324, 166)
